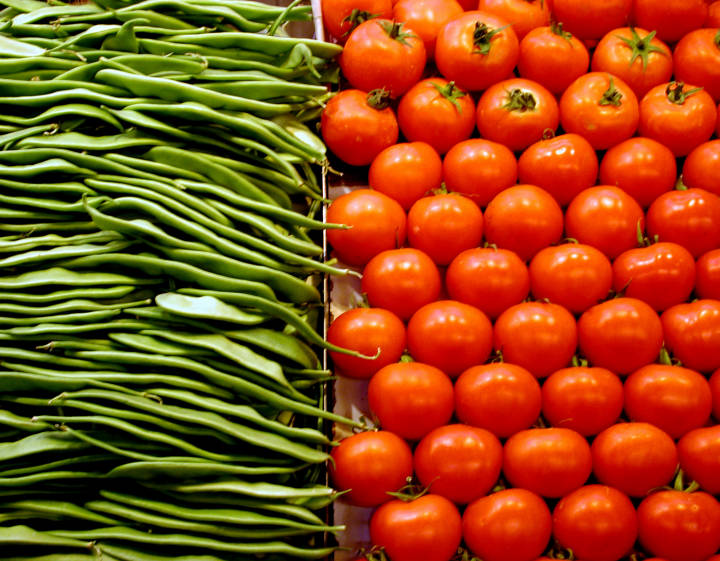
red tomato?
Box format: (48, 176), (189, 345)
(632, 0), (709, 44)
(370, 494), (462, 561)
(445, 247), (530, 319)
(361, 248), (442, 320)
(612, 242), (696, 312)
(638, 490), (720, 561)
(678, 426), (720, 496)
(646, 188), (720, 258)
(442, 139), (517, 207)
(330, 431), (413, 507)
(639, 81), (717, 157)
(577, 297), (663, 375)
(683, 140), (720, 197)
(710, 1), (720, 27)
(551, 0), (631, 40)
(368, 142), (443, 211)
(397, 77), (476, 155)
(455, 363), (542, 437)
(673, 29), (720, 103)
(477, 0), (550, 40)
(407, 194), (483, 265)
(434, 11), (519, 92)
(599, 137), (677, 208)
(553, 485), (638, 561)
(414, 424), (503, 504)
(559, 72), (639, 150)
(407, 300), (493, 377)
(476, 78), (559, 151)
(503, 427), (592, 498)
(712, 369), (720, 421)
(483, 184), (564, 262)
(529, 243), (613, 314)
(321, 0), (392, 42)
(463, 488), (552, 561)
(393, 0), (463, 58)
(517, 133), (598, 206)
(321, 89), (398, 166)
(542, 366), (624, 436)
(326, 189), (406, 266)
(368, 361), (454, 440)
(696, 249), (720, 300)
(564, 185), (645, 259)
(340, 19), (426, 97)
(662, 300), (720, 373)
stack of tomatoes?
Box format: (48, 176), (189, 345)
(321, 1), (720, 561)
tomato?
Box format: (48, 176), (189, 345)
(517, 133), (598, 207)
(463, 489), (552, 561)
(455, 363), (542, 438)
(712, 369), (720, 421)
(564, 185), (645, 259)
(407, 300), (493, 377)
(553, 485), (638, 561)
(710, 1), (720, 27)
(370, 494), (462, 561)
(483, 184), (564, 262)
(612, 242), (696, 312)
(476, 78), (559, 152)
(683, 140), (720, 197)
(321, 0), (392, 42)
(632, 0), (709, 44)
(326, 189), (406, 266)
(696, 249), (720, 300)
(673, 29), (720, 103)
(329, 431), (413, 507)
(414, 424), (503, 504)
(321, 89), (398, 166)
(368, 362), (454, 441)
(678, 426), (720, 496)
(638, 490), (720, 561)
(559, 72), (639, 150)
(393, 0), (463, 58)
(397, 78), (476, 155)
(591, 27), (673, 99)
(646, 188), (720, 258)
(434, 11), (519, 92)
(662, 300), (720, 373)
(442, 139), (517, 207)
(599, 137), (677, 208)
(577, 297), (663, 375)
(340, 19), (426, 98)
(369, 142), (443, 211)
(542, 366), (624, 436)
(639, 81), (717, 157)
(407, 193), (483, 265)
(503, 427), (592, 498)
(445, 247), (530, 320)
(551, 0), (631, 40)
(477, 0), (550, 40)
(529, 243), (613, 314)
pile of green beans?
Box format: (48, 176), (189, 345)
(0, 0), (350, 558)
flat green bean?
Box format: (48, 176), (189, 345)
(0, 525), (92, 549)
(0, 309), (121, 326)
(0, 431), (90, 463)
(0, 285), (137, 304)
(166, 31), (341, 58)
(223, 327), (318, 369)
(0, 454), (117, 477)
(0, 409), (48, 433)
(0, 470), (104, 486)
(117, 0), (266, 31)
(0, 298), (149, 316)
(105, 459), (299, 479)
(0, 240), (135, 269)
(0, 231), (123, 253)
(0, 267), (161, 289)
(0, 103), (123, 129)
(0, 221), (98, 234)
(17, 130), (172, 151)
(4, 500), (120, 526)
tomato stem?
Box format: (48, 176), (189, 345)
(431, 80), (468, 113)
(366, 88), (393, 110)
(550, 20), (572, 42)
(472, 21), (509, 55)
(665, 81), (704, 105)
(386, 476), (432, 501)
(341, 9), (380, 36)
(715, 29), (720, 50)
(599, 77), (623, 106)
(617, 27), (668, 72)
(378, 20), (416, 47)
(503, 88), (537, 112)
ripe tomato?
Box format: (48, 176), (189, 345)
(370, 494), (462, 561)
(445, 247), (530, 319)
(638, 81), (717, 157)
(632, 0), (709, 44)
(683, 140), (720, 197)
(407, 193), (483, 265)
(340, 19), (426, 97)
(455, 363), (542, 438)
(463, 488), (552, 561)
(517, 133), (598, 206)
(477, 0), (550, 40)
(393, 0), (463, 58)
(321, 89), (398, 166)
(559, 71), (639, 150)
(599, 136), (677, 208)
(368, 142), (443, 211)
(434, 11), (519, 92)
(696, 249), (720, 300)
(529, 243), (613, 314)
(322, 0), (392, 42)
(577, 297), (663, 375)
(407, 300), (493, 377)
(553, 485), (638, 561)
(483, 184), (564, 262)
(442, 138), (517, 207)
(551, 0), (631, 40)
(329, 430), (413, 507)
(712, 368), (720, 421)
(678, 426), (720, 496)
(673, 29), (720, 103)
(476, 78), (559, 152)
(327, 307), (406, 379)
(612, 242), (696, 312)
(662, 300), (720, 373)
(326, 189), (406, 266)
(710, 0), (720, 27)
(414, 424), (503, 504)
(361, 248), (442, 320)
(397, 77), (476, 155)
(368, 362), (454, 441)
(564, 185), (644, 259)
(542, 366), (624, 436)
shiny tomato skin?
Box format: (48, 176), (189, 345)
(696, 249), (720, 300)
(683, 139), (720, 197)
(673, 29), (720, 103)
(710, 1), (720, 26)
(678, 426), (720, 496)
(322, 0), (392, 42)
(455, 362), (542, 438)
(712, 369), (720, 421)
(662, 300), (720, 373)
(477, 0), (550, 40)
(552, 0), (631, 40)
(393, 0), (463, 58)
(463, 488), (552, 561)
(632, 0), (709, 44)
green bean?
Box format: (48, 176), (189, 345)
(0, 221), (99, 234)
(0, 431), (90, 463)
(0, 77), (129, 97)
(0, 158), (96, 178)
(11, 3), (103, 24)
(101, 154), (205, 182)
(0, 345), (124, 370)
(58, 9), (195, 30)
(223, 327), (318, 369)
(8, 21), (91, 38)
(117, 0), (266, 31)
(0, 57), (81, 73)
(108, 332), (208, 356)
(154, 292), (268, 325)
(36, 339), (118, 352)
(0, 267), (161, 290)
(17, 130), (173, 151)
(0, 240), (135, 269)
(0, 88), (164, 108)
(0, 192), (92, 214)
(0, 525), (93, 549)
(204, 151), (306, 194)
(0, 470), (105, 486)
(157, 478), (333, 500)
(3, 555), (99, 561)
(0, 454), (117, 478)
(105, 459), (299, 479)
(137, 37), (274, 61)
(0, 69), (69, 79)
(95, 544), (238, 561)
(0, 309), (123, 327)
(0, 373), (154, 399)
(0, 208), (75, 220)
(0, 34), (44, 56)
(190, 55), (306, 78)
(0, 124), (57, 150)
(0, 298), (149, 316)
(191, 69), (283, 82)
(198, 80), (327, 100)
(0, 103), (124, 129)
(0, 231), (123, 253)
(1, 318), (165, 337)
(5, 500), (121, 526)
(0, 177), (96, 195)
(166, 31), (341, 58)
(0, 285), (137, 304)
(0, 409), (48, 433)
